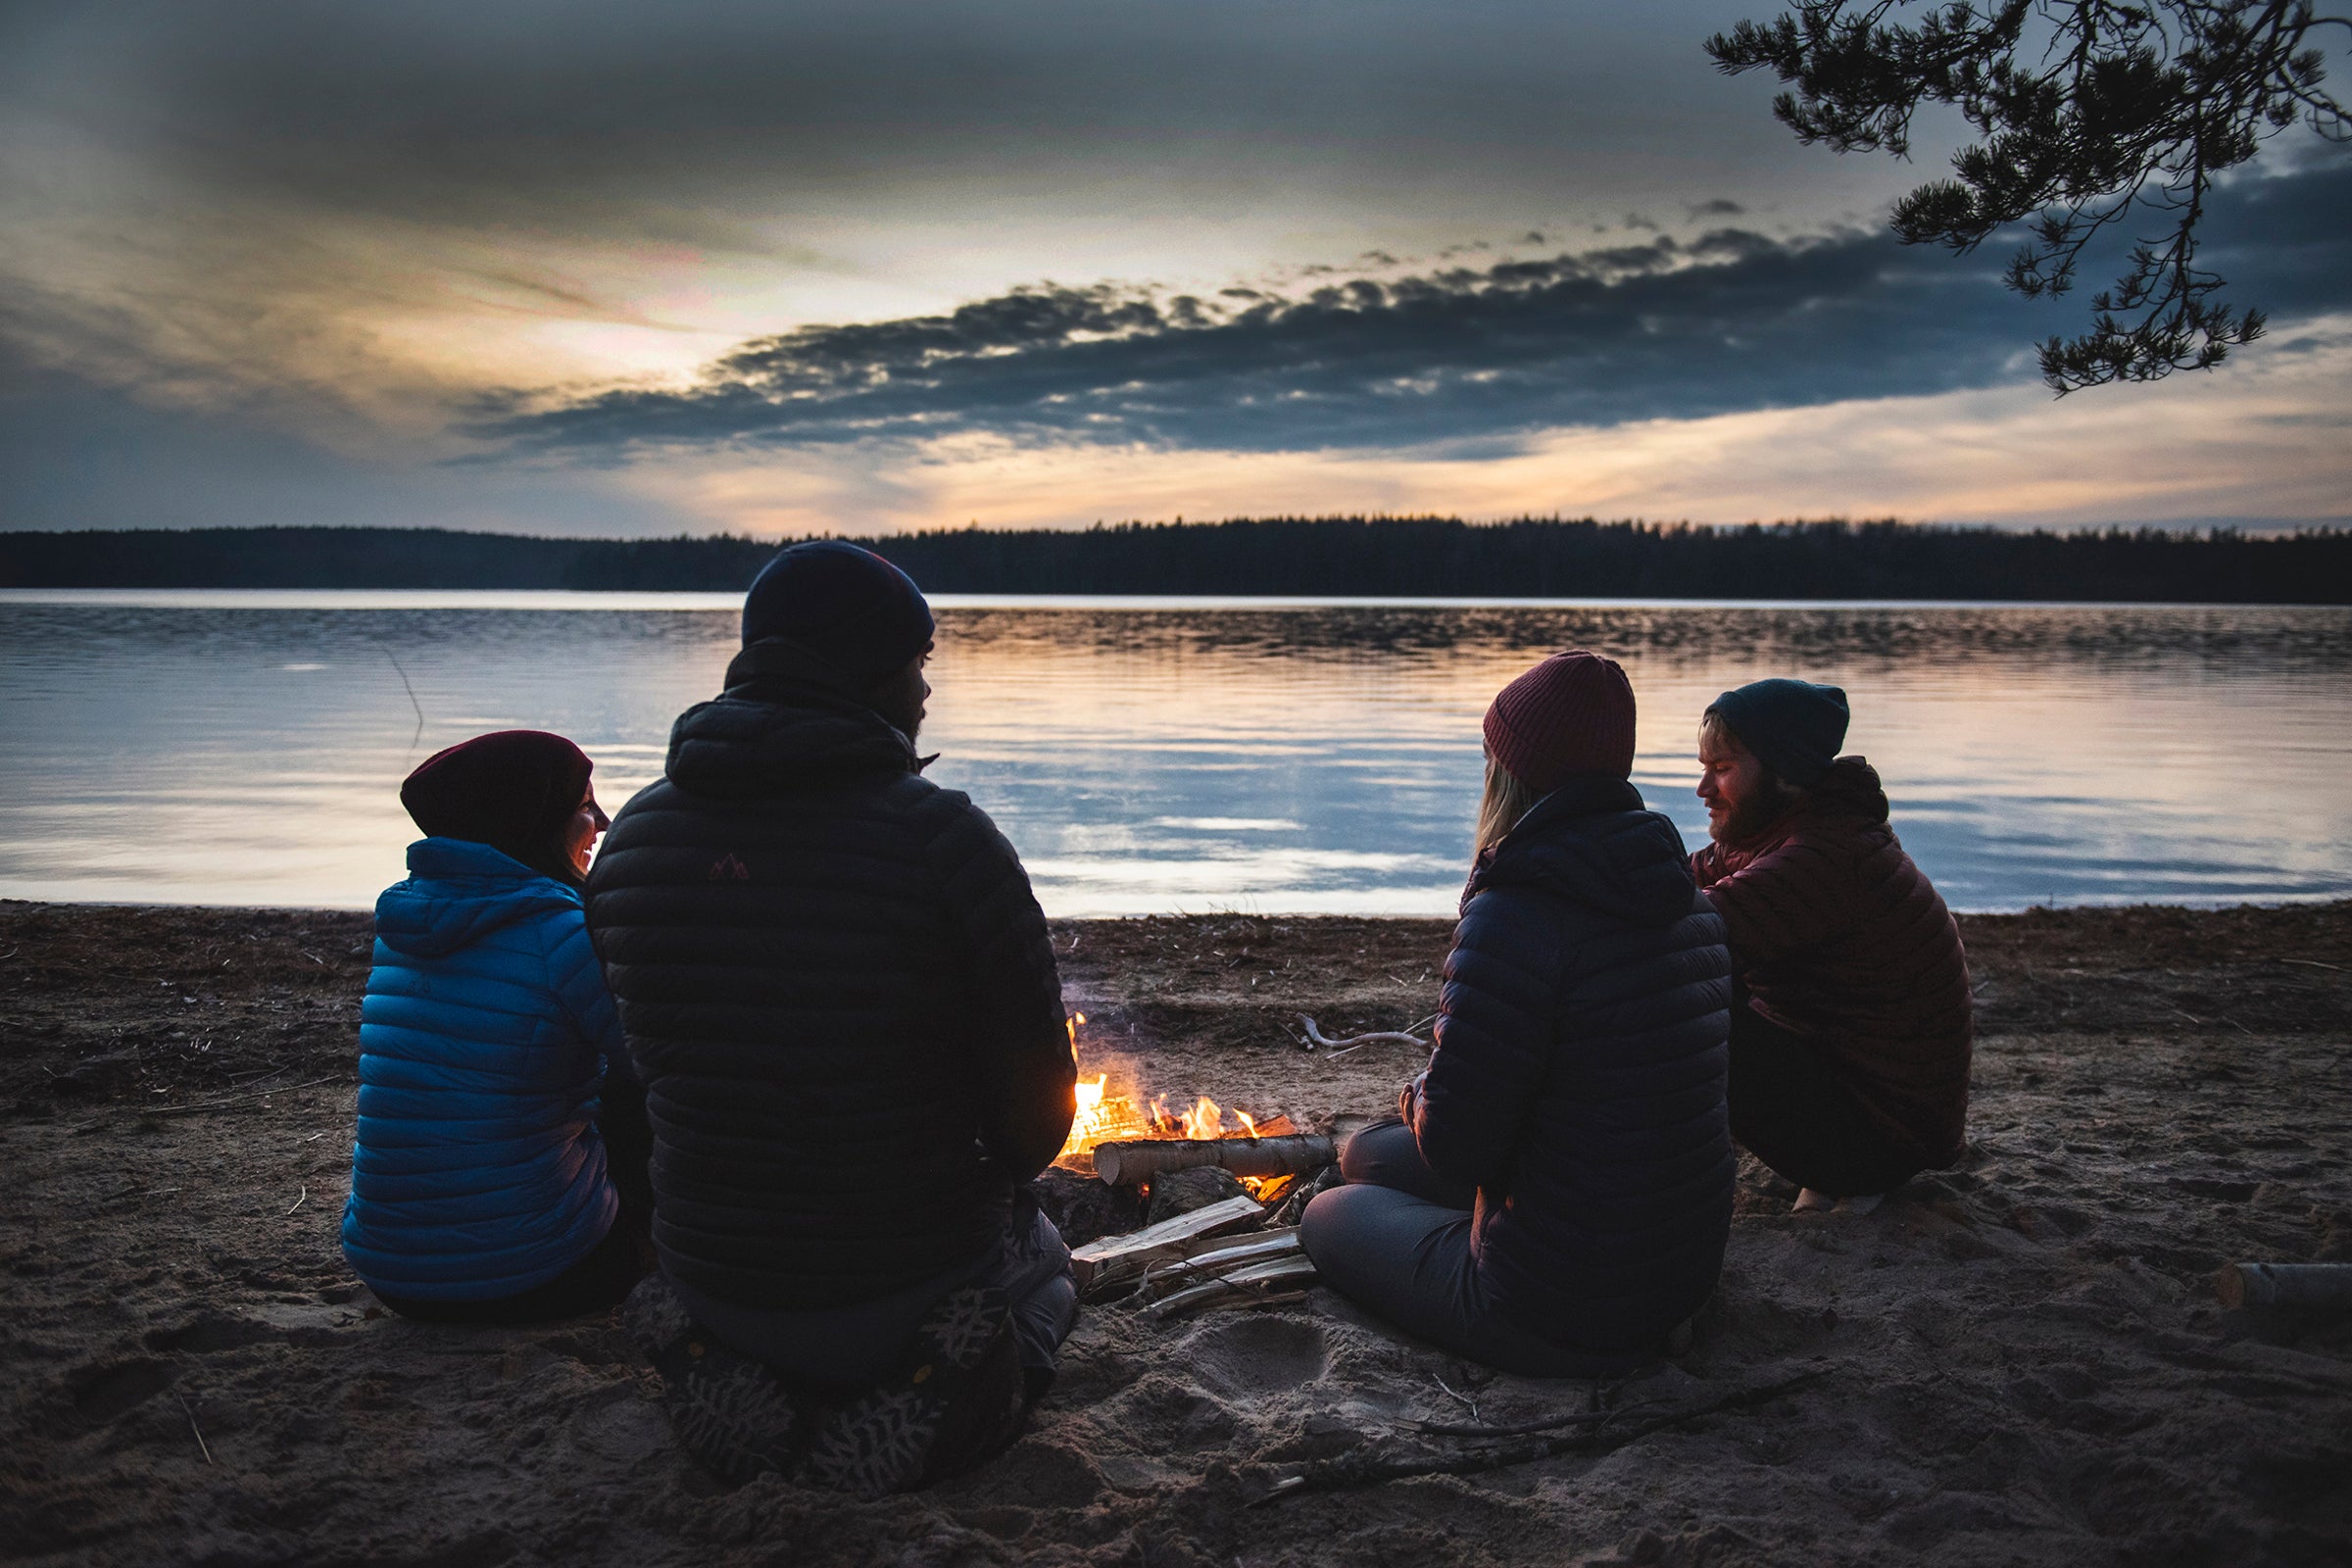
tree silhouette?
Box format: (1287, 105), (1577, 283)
(1706, 2), (2348, 390)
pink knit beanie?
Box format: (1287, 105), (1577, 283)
(1482, 651), (1638, 790)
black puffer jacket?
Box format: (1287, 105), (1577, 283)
(584, 643), (1075, 1311)
(1411, 774), (1733, 1358)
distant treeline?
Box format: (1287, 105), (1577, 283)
(5, 517), (2349, 602)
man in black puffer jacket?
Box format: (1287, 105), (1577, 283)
(586, 542), (1077, 1427)
(1302, 651), (1733, 1375)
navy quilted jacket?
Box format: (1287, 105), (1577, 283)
(1411, 774), (1734, 1357)
(584, 642), (1075, 1312)
(341, 838), (624, 1300)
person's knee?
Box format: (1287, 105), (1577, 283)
(1338, 1118), (1415, 1184)
(1010, 1274), (1077, 1372)
(1298, 1183), (1356, 1266)
(1299, 1180), (1402, 1277)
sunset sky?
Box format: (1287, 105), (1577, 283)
(4, 1), (2347, 540)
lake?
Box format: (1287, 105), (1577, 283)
(3, 591), (2347, 914)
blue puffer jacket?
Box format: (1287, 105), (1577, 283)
(341, 837), (625, 1301)
(1411, 774), (1734, 1360)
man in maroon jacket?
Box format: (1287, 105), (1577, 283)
(1691, 678), (1973, 1214)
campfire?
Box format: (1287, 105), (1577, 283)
(1046, 1012), (1348, 1321)
(1054, 1013), (1306, 1199)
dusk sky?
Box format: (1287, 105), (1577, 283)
(4, 1), (2347, 540)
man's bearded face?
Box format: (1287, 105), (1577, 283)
(1697, 730), (1798, 845)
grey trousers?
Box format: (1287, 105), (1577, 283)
(1299, 1121), (1628, 1378)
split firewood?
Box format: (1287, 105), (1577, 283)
(1136, 1229), (1302, 1299)
(2216, 1261), (2352, 1311)
(1094, 1133), (1337, 1188)
(1068, 1195), (1265, 1292)
(1144, 1255), (1322, 1321)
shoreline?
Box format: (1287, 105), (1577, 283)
(3, 900), (2347, 1565)
(11, 891), (2352, 922)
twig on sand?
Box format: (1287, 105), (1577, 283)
(1430, 1373), (1481, 1424)
(1253, 1365), (1829, 1503)
(285, 1185), (308, 1215)
(174, 1392), (213, 1465)
(71, 1075), (342, 1132)
(1409, 1399), (1661, 1439)
(99, 1185), (182, 1204)
(2169, 1005), (2254, 1036)
(149, 1075), (340, 1116)
(2278, 957), (2344, 972)
(1298, 1015), (1431, 1056)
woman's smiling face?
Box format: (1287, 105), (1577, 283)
(565, 786), (610, 875)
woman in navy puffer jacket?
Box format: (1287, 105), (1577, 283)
(342, 730), (650, 1322)
(1300, 653), (1735, 1375)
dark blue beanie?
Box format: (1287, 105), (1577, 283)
(1707, 678), (1849, 788)
(740, 541), (935, 680)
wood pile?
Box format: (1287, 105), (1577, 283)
(1051, 1110), (1367, 1319)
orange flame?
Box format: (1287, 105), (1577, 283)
(1055, 1013), (1290, 1166)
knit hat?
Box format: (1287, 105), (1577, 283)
(740, 541), (935, 680)
(400, 730), (594, 875)
(1706, 678), (1849, 788)
(1482, 651), (1638, 790)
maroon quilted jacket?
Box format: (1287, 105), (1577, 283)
(1690, 758), (1972, 1163)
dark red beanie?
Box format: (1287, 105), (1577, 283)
(400, 731), (593, 870)
(1482, 651), (1638, 790)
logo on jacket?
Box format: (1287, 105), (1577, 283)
(709, 852), (751, 881)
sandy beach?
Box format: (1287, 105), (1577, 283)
(3, 899), (2348, 1567)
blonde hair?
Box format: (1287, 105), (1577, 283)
(1474, 755), (1544, 858)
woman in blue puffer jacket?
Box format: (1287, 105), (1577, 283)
(341, 730), (651, 1322)
(1300, 652), (1735, 1375)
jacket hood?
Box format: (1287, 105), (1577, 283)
(374, 837), (581, 958)
(664, 640), (917, 800)
(1805, 756), (1889, 825)
(1468, 773), (1699, 927)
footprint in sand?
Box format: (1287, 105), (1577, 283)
(1183, 1313), (1331, 1397)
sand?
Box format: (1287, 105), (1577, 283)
(3, 900), (2349, 1566)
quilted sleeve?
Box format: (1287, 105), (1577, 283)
(546, 903), (634, 1088)
(1693, 833), (1851, 964)
(916, 792), (1076, 1181)
(1411, 888), (1561, 1192)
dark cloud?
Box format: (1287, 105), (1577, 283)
(1690, 198), (1744, 217)
(479, 161), (2352, 460)
(0, 1), (1787, 238)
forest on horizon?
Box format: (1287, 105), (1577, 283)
(4, 516), (2349, 603)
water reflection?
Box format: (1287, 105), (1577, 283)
(1, 593), (2346, 913)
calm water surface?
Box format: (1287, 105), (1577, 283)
(3, 590), (2347, 914)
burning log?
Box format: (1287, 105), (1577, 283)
(1068, 1195), (1265, 1293)
(1094, 1133), (1337, 1189)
